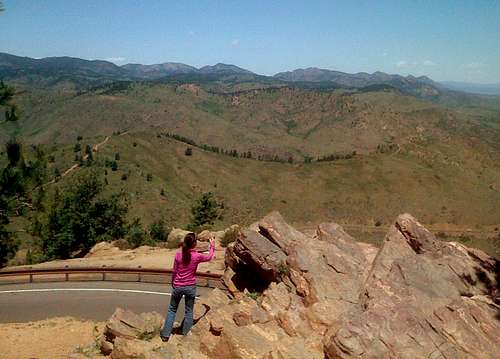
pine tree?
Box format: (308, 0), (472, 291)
(41, 169), (129, 259)
(187, 192), (223, 231)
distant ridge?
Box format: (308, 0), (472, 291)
(0, 52), (129, 78)
(198, 63), (254, 75)
(0, 51), (480, 99)
(274, 67), (438, 89)
(0, 53), (256, 83)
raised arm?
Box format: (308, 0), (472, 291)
(197, 239), (215, 263)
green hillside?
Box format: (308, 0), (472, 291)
(90, 132), (500, 227)
(4, 82), (500, 159)
(1, 77), (500, 263)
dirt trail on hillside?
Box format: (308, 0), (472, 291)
(43, 135), (110, 187)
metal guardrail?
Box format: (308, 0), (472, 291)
(0, 266), (225, 289)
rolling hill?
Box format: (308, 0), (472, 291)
(1, 52), (499, 258)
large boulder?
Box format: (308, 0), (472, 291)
(95, 212), (500, 359)
(100, 308), (163, 357)
(85, 241), (121, 258)
(104, 308), (147, 342)
(167, 228), (192, 247)
(323, 214), (500, 358)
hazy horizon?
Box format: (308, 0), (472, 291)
(1, 0), (499, 83)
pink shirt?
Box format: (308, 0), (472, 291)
(171, 242), (215, 287)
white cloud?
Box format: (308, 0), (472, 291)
(396, 60), (436, 69)
(231, 39), (240, 46)
(463, 62), (485, 69)
(105, 57), (126, 63)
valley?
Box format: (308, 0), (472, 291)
(0, 53), (499, 264)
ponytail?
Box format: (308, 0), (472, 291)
(182, 233), (196, 265)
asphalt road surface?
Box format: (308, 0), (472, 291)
(0, 281), (212, 323)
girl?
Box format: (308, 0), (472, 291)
(160, 232), (215, 341)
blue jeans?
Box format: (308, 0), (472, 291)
(160, 285), (196, 338)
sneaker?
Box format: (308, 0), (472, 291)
(160, 335), (169, 342)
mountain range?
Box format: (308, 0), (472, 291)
(0, 52), (461, 96)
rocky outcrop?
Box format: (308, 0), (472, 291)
(99, 308), (163, 358)
(324, 214), (500, 358)
(99, 211), (500, 358)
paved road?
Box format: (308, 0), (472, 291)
(0, 281), (212, 323)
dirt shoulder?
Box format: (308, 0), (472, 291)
(0, 317), (104, 359)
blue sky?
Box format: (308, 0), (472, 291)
(1, 0), (499, 83)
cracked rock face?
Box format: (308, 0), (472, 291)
(104, 212), (500, 358)
(325, 214), (500, 359)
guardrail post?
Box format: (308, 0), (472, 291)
(29, 273), (33, 283)
(102, 273), (106, 281)
(65, 273), (69, 281)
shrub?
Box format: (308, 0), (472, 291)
(184, 147), (193, 156)
(149, 219), (169, 242)
(53, 167), (61, 181)
(436, 231), (446, 239)
(127, 218), (154, 248)
(458, 234), (472, 243)
(146, 173), (153, 182)
(111, 161), (118, 171)
(278, 261), (290, 276)
(121, 173), (128, 181)
(246, 291), (260, 301)
(25, 248), (46, 265)
(85, 144), (93, 156)
(112, 238), (131, 250)
(221, 226), (239, 247)
(0, 225), (18, 267)
(41, 169), (129, 260)
(187, 192), (223, 232)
